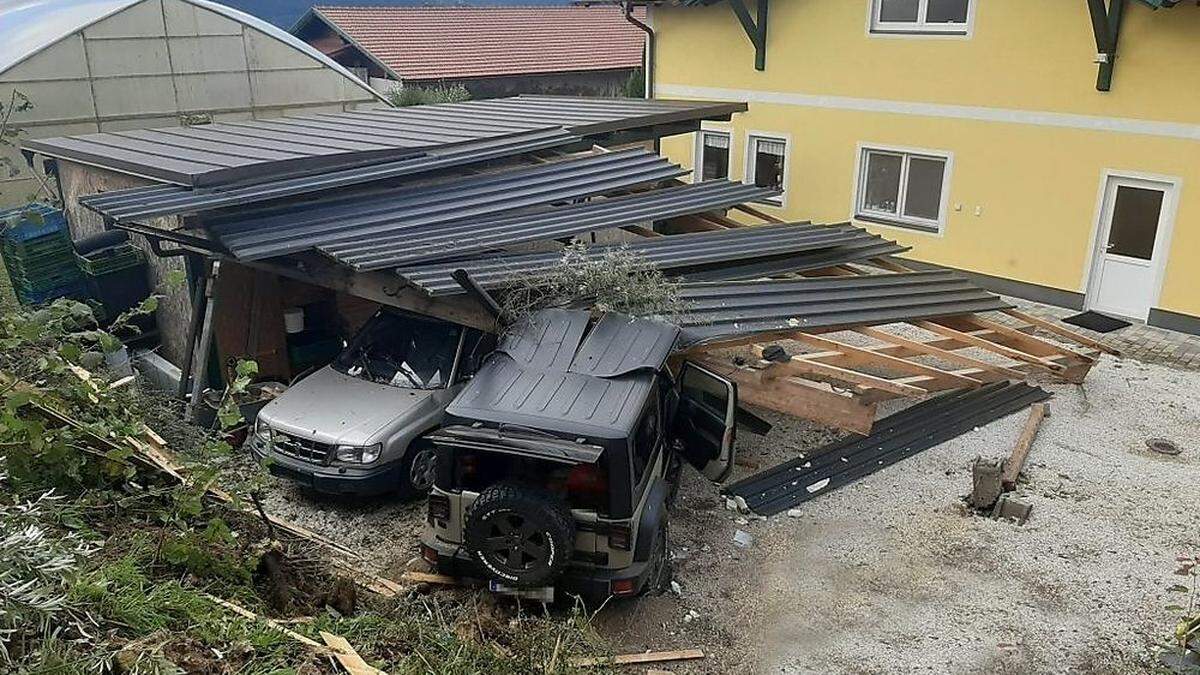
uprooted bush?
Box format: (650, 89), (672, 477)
(499, 241), (689, 322)
(0, 297), (614, 672)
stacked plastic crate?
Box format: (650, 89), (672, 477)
(0, 203), (87, 306)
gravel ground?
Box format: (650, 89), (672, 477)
(253, 353), (1199, 674)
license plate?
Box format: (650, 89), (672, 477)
(488, 581), (554, 603)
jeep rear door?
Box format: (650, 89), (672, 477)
(672, 362), (737, 482)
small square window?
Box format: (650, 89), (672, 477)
(697, 131), (730, 181)
(871, 0), (971, 34)
(747, 135), (787, 206)
(857, 146), (950, 232)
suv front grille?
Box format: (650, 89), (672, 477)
(272, 433), (332, 465)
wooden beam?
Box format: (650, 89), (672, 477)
(1001, 308), (1121, 356)
(791, 333), (983, 389)
(854, 326), (1026, 380)
(571, 649), (705, 668)
(753, 347), (927, 397)
(915, 320), (1065, 373)
(940, 315), (1094, 362)
(244, 254), (496, 332)
(1001, 402), (1047, 491)
(867, 256), (915, 273)
(693, 357), (877, 434)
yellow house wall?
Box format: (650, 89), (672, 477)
(653, 0), (1200, 321)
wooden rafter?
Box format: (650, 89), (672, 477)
(915, 320), (1067, 373)
(853, 326), (1028, 381)
(1001, 308), (1121, 356)
(753, 345), (928, 398)
(789, 332), (984, 390)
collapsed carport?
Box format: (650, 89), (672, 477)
(24, 95), (1109, 437)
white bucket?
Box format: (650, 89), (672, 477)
(284, 307), (305, 334)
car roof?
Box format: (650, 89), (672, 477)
(444, 309), (680, 440)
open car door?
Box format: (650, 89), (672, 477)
(672, 362), (738, 482)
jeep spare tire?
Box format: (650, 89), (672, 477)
(464, 484), (575, 588)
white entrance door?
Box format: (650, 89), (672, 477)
(1086, 175), (1177, 321)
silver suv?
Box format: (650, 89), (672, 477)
(420, 310), (738, 602)
(250, 308), (495, 497)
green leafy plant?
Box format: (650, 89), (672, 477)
(500, 241), (687, 321)
(1164, 553), (1199, 671)
(1, 89), (34, 180)
(386, 83), (471, 107)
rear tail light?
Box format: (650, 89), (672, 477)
(611, 578), (637, 596)
(421, 544), (439, 565)
(607, 523), (632, 551)
(428, 494), (450, 522)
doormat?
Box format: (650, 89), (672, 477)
(1061, 311), (1132, 333)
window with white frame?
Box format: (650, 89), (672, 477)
(746, 135), (787, 205)
(871, 0), (972, 35)
(856, 147), (950, 232)
(696, 130), (731, 181)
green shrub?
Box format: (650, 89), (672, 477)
(386, 83), (471, 107)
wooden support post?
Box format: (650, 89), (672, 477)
(1002, 402), (1048, 491)
(185, 261), (220, 423)
(176, 257), (212, 399)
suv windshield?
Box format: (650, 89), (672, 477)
(333, 311), (461, 389)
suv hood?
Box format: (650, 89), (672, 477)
(259, 366), (436, 446)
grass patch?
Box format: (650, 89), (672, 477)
(0, 253), (17, 312)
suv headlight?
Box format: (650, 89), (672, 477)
(335, 444), (382, 464)
(254, 418), (273, 443)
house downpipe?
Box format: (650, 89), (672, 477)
(623, 1), (654, 99)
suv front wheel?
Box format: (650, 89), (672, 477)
(464, 484), (575, 588)
(397, 441), (437, 500)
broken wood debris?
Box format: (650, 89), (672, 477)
(320, 631), (387, 675)
(570, 648), (705, 668)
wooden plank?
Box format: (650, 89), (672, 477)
(733, 201), (784, 223)
(692, 357), (877, 434)
(320, 631), (386, 675)
(854, 327), (1027, 380)
(791, 333), (983, 389)
(753, 347), (927, 397)
(947, 315), (1095, 362)
(1001, 403), (1048, 491)
(915, 321), (1065, 373)
(203, 593), (326, 651)
(571, 649), (706, 668)
(401, 571), (463, 586)
(1001, 308), (1121, 356)
(867, 256), (914, 273)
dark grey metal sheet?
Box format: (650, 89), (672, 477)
(676, 271), (1012, 346)
(498, 309), (592, 372)
(393, 223), (900, 296)
(569, 314), (679, 377)
(78, 128), (581, 221)
(445, 353), (655, 439)
(330, 179), (777, 271)
(679, 239), (910, 282)
(25, 95), (745, 188)
(211, 149), (688, 261)
(724, 383), (1052, 516)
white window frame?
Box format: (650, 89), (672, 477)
(852, 143), (953, 235)
(867, 0), (976, 38)
(694, 128), (733, 183)
(744, 132), (790, 208)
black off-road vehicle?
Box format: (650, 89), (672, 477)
(420, 309), (739, 602)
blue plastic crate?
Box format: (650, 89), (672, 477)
(0, 203), (68, 245)
(16, 280), (90, 307)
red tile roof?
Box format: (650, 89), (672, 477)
(311, 6), (647, 81)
